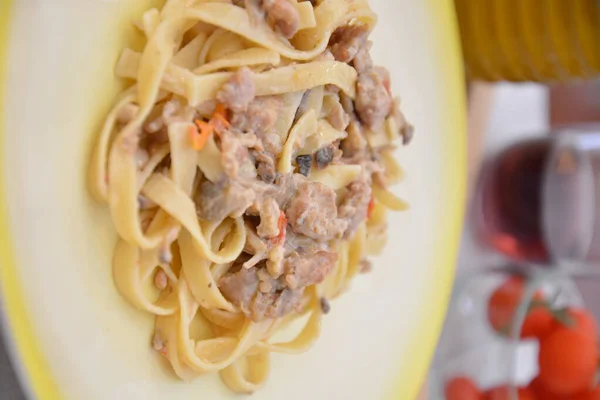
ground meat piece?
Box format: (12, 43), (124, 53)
(218, 267), (260, 313)
(359, 259), (372, 274)
(338, 180), (371, 238)
(329, 24), (369, 63)
(216, 67), (255, 113)
(285, 177), (346, 240)
(296, 154), (312, 176)
(352, 41), (373, 73)
(391, 98), (415, 145)
(374, 66), (392, 94)
(140, 127), (169, 155)
(195, 100), (217, 117)
(219, 129), (259, 179)
(257, 268), (284, 293)
(263, 0), (300, 39)
(327, 101), (350, 131)
(341, 121), (367, 157)
(231, 96), (281, 137)
(283, 250), (338, 289)
(250, 291), (277, 320)
(254, 151), (277, 183)
(251, 288), (303, 321)
(195, 178), (255, 221)
(238, 131), (263, 149)
(243, 222), (270, 268)
(154, 269), (168, 290)
(145, 117), (164, 134)
(248, 173), (298, 212)
(355, 69), (392, 130)
(257, 198), (281, 238)
(260, 131), (283, 154)
(161, 99), (179, 121)
(257, 163), (275, 183)
(267, 288), (302, 317)
(161, 98), (196, 126)
(315, 145), (334, 169)
(284, 229), (327, 254)
(273, 173), (297, 207)
(220, 264), (303, 321)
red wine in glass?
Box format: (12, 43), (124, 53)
(475, 139), (551, 263)
(474, 128), (600, 266)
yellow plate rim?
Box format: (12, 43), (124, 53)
(0, 1), (466, 399)
(0, 0), (62, 398)
(392, 1), (466, 398)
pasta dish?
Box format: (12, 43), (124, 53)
(88, 0), (412, 393)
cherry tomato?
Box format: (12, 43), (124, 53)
(573, 387), (600, 400)
(445, 377), (482, 400)
(538, 328), (599, 396)
(516, 387), (536, 400)
(528, 376), (565, 400)
(553, 308), (598, 342)
(487, 277), (543, 336)
(521, 307), (554, 339)
(485, 386), (536, 400)
(487, 277), (526, 334)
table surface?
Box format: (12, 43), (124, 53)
(0, 327), (25, 399)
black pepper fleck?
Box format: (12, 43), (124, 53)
(208, 282), (213, 288)
(296, 154), (313, 176)
(320, 297), (331, 314)
(315, 146), (334, 169)
(401, 124), (414, 145)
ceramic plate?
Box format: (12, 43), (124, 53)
(0, 1), (466, 398)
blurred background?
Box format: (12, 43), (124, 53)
(429, 1), (600, 398)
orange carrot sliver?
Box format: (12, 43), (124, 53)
(195, 119), (214, 136)
(212, 103), (230, 128)
(189, 120), (214, 151)
(215, 103), (227, 117)
(273, 211), (287, 244)
(367, 197), (375, 219)
(212, 113), (230, 128)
